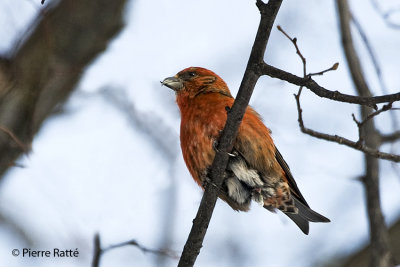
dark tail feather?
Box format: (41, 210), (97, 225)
(293, 196), (330, 223)
(283, 196), (330, 235)
(285, 212), (310, 235)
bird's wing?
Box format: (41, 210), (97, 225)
(275, 147), (331, 224)
(274, 147), (310, 207)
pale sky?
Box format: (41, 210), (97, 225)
(0, 0), (399, 266)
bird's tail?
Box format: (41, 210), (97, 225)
(281, 196), (330, 235)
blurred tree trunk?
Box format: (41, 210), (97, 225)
(0, 0), (128, 180)
(341, 219), (400, 267)
(336, 0), (394, 266)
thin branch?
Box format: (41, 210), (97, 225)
(308, 63), (339, 77)
(351, 15), (387, 94)
(294, 88), (400, 162)
(177, 1), (283, 266)
(370, 0), (400, 29)
(278, 26), (343, 141)
(259, 63), (400, 109)
(360, 102), (393, 127)
(352, 102), (395, 142)
(92, 234), (178, 267)
(381, 131), (400, 143)
(351, 11), (399, 136)
(276, 25), (400, 164)
(105, 240), (178, 259)
(277, 25), (307, 76)
(351, 113), (364, 144)
(92, 234), (101, 267)
(277, 26), (339, 78)
(265, 26), (400, 108)
(351, 6), (400, 169)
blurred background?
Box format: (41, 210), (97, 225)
(0, 0), (399, 266)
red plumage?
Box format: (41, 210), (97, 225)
(162, 67), (329, 234)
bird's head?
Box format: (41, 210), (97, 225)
(161, 67), (232, 98)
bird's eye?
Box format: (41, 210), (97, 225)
(188, 72), (196, 77)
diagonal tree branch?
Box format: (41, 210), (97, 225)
(177, 1), (283, 266)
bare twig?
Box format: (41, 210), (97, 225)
(276, 25), (400, 163)
(352, 6), (400, 176)
(294, 88), (400, 162)
(105, 240), (178, 258)
(277, 26), (339, 78)
(351, 15), (387, 94)
(381, 130), (400, 143)
(351, 113), (364, 144)
(92, 233), (178, 267)
(259, 63), (400, 109)
(351, 12), (399, 140)
(277, 25), (307, 76)
(308, 63), (339, 77)
(266, 27), (400, 109)
(352, 103), (394, 142)
(359, 102), (393, 127)
(370, 0), (400, 29)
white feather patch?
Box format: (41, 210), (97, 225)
(225, 177), (250, 204)
(229, 159), (264, 187)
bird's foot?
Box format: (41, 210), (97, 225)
(212, 140), (237, 157)
(202, 176), (219, 190)
(212, 139), (219, 152)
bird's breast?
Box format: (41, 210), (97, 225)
(179, 100), (229, 186)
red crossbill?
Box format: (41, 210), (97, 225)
(162, 67), (329, 234)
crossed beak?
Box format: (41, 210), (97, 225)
(161, 76), (184, 91)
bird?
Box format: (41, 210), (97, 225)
(161, 67), (330, 234)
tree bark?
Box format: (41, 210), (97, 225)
(177, 1), (283, 266)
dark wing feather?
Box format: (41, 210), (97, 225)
(274, 147), (309, 207)
(275, 147), (330, 227)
